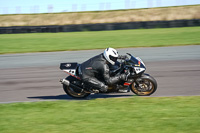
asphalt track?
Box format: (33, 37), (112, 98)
(0, 45), (200, 103)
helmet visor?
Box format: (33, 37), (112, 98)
(109, 55), (118, 63)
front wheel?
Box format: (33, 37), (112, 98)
(130, 74), (157, 96)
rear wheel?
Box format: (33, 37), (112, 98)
(130, 74), (157, 96)
(63, 76), (90, 98)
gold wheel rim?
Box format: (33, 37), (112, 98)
(131, 80), (155, 95)
(67, 87), (86, 97)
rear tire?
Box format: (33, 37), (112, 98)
(130, 74), (157, 96)
(63, 76), (90, 98)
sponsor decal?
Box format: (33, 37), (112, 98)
(138, 61), (141, 66)
(86, 67), (93, 70)
(65, 64), (71, 67)
(135, 61), (141, 67)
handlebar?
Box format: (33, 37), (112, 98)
(118, 55), (128, 60)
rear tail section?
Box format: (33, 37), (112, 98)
(60, 62), (80, 79)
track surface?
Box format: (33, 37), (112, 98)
(0, 45), (200, 103)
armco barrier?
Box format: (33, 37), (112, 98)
(0, 19), (199, 34)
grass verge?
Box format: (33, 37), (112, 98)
(0, 96), (200, 133)
(0, 26), (200, 54)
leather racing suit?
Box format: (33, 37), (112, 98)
(79, 53), (125, 92)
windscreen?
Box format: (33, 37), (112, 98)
(125, 54), (145, 68)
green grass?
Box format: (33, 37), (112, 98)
(0, 96), (200, 133)
(0, 26), (200, 54)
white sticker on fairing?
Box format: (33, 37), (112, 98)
(134, 67), (145, 74)
(64, 69), (76, 75)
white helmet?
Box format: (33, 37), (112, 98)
(103, 47), (119, 65)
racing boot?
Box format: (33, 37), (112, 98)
(99, 84), (108, 92)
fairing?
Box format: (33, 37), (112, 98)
(125, 53), (146, 74)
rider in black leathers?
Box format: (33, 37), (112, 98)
(79, 48), (129, 92)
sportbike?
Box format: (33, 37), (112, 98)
(60, 53), (157, 98)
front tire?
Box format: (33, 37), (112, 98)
(63, 76), (90, 98)
(130, 74), (157, 96)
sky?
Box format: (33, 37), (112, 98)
(0, 0), (200, 14)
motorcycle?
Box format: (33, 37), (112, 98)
(59, 53), (157, 98)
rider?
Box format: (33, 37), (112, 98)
(79, 47), (129, 92)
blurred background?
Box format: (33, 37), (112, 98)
(0, 0), (200, 34)
(1, 0), (200, 14)
(0, 1), (200, 132)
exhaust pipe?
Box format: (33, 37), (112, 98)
(60, 79), (83, 91)
(60, 79), (70, 86)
